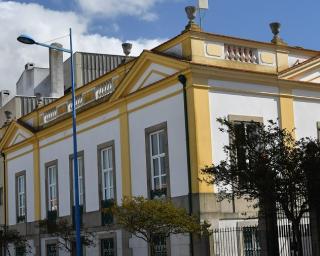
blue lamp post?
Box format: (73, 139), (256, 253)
(17, 28), (82, 256)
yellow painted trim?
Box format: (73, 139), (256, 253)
(0, 121), (34, 151)
(40, 114), (120, 149)
(21, 60), (135, 118)
(110, 51), (188, 100)
(35, 72), (187, 142)
(128, 89), (182, 113)
(280, 59), (320, 79)
(10, 133), (27, 146)
(186, 80), (214, 194)
(39, 88), (182, 153)
(134, 70), (168, 92)
(33, 140), (41, 220)
(279, 86), (295, 136)
(6, 148), (34, 162)
(119, 104), (132, 198)
(3, 137), (35, 155)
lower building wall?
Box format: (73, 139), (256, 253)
(6, 193), (257, 256)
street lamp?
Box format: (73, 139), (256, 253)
(17, 28), (82, 256)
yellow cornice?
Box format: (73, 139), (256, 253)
(190, 62), (320, 91)
(110, 51), (189, 101)
(0, 121), (34, 151)
(279, 58), (320, 79)
(33, 69), (189, 141)
(152, 31), (190, 52)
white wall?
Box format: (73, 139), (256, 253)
(293, 89), (320, 139)
(39, 114), (122, 219)
(7, 150), (35, 225)
(128, 85), (189, 198)
(208, 80), (280, 165)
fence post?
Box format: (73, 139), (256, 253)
(258, 199), (280, 256)
(307, 175), (320, 256)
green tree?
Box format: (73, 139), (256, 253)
(0, 225), (31, 256)
(112, 196), (210, 256)
(202, 118), (310, 256)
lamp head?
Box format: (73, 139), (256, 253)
(17, 34), (36, 45)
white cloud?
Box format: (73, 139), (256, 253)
(76, 0), (162, 20)
(0, 1), (165, 93)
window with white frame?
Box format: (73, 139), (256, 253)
(16, 173), (26, 222)
(149, 129), (167, 192)
(47, 164), (58, 211)
(101, 146), (114, 200)
(72, 155), (85, 206)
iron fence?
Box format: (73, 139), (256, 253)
(212, 219), (312, 256)
(212, 226), (261, 256)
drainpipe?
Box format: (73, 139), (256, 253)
(178, 74), (194, 256)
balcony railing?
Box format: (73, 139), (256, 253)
(224, 44), (258, 64)
(39, 79), (115, 125)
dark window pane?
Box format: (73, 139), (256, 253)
(151, 134), (158, 156)
(153, 158), (160, 176)
(101, 238), (115, 256)
(159, 131), (165, 154)
(47, 244), (57, 256)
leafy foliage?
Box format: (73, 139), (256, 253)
(202, 118), (308, 220)
(0, 225), (31, 255)
(201, 118), (320, 256)
(112, 196), (210, 255)
(39, 218), (95, 253)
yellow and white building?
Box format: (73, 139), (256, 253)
(1, 18), (320, 256)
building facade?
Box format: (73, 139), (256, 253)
(1, 20), (320, 256)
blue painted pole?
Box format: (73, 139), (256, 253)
(69, 27), (82, 256)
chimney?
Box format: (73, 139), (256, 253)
(49, 43), (64, 98)
(4, 110), (13, 125)
(24, 62), (34, 70)
(0, 90), (11, 107)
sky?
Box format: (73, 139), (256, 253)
(0, 0), (319, 93)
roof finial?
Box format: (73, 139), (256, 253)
(183, 6), (201, 32)
(270, 22), (287, 46)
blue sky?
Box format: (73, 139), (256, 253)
(10, 0), (320, 49)
(0, 0), (319, 91)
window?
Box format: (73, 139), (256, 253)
(70, 153), (85, 207)
(101, 146), (114, 201)
(154, 234), (167, 256)
(15, 246), (25, 256)
(46, 244), (58, 256)
(229, 115), (262, 170)
(46, 162), (58, 214)
(150, 130), (167, 191)
(100, 238), (116, 256)
(70, 152), (85, 226)
(234, 121), (259, 170)
(145, 122), (170, 199)
(16, 172), (26, 223)
(0, 187), (3, 206)
(98, 142), (116, 225)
